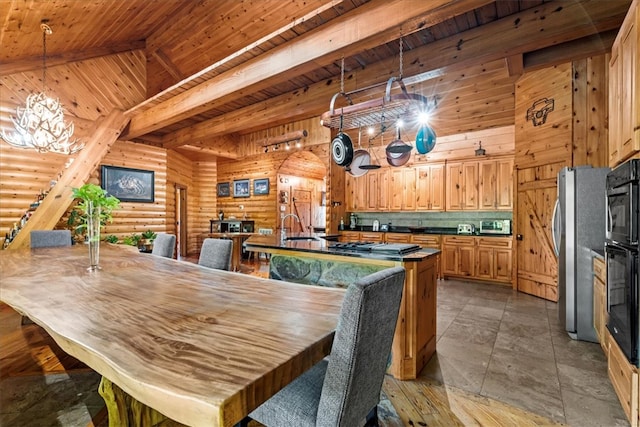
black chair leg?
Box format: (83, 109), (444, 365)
(365, 406), (379, 427)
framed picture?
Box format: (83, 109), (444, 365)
(233, 179), (250, 197)
(217, 182), (230, 197)
(254, 178), (269, 195)
(101, 165), (154, 203)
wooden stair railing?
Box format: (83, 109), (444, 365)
(7, 109), (130, 250)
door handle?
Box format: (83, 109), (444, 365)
(516, 234), (523, 241)
(551, 198), (560, 256)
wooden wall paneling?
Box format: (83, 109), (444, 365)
(514, 63), (573, 169)
(191, 161), (217, 253)
(0, 146), (68, 239)
(413, 126), (515, 164)
(217, 155), (280, 231)
(572, 54), (610, 167)
(100, 140), (168, 240)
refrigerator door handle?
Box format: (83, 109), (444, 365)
(551, 197), (561, 256)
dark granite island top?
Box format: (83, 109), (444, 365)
(244, 232), (439, 381)
(244, 233), (440, 262)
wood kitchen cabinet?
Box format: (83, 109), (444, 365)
(442, 235), (475, 277)
(345, 173), (367, 211)
(385, 232), (411, 243)
(445, 161), (478, 210)
(593, 255), (608, 354)
(607, 328), (639, 425)
(390, 168), (416, 211)
(366, 168), (389, 211)
(443, 235), (513, 284)
(610, 0), (639, 166)
(479, 158), (513, 210)
(416, 163), (445, 211)
(339, 231), (360, 242)
(412, 234), (442, 278)
(475, 237), (513, 283)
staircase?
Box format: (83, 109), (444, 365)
(5, 109), (130, 250)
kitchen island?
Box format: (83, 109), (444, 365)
(244, 233), (440, 380)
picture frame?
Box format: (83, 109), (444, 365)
(217, 182), (230, 197)
(253, 178), (269, 195)
(101, 165), (154, 203)
(233, 179), (250, 198)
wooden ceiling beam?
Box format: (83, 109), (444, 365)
(161, 0), (628, 146)
(0, 40), (146, 76)
(523, 30), (618, 72)
(124, 0), (494, 139)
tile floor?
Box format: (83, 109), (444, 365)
(424, 278), (629, 426)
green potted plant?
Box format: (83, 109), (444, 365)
(122, 233), (142, 247)
(139, 229), (157, 252)
(71, 183), (120, 270)
(104, 234), (119, 244)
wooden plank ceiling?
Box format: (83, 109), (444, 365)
(0, 0), (632, 160)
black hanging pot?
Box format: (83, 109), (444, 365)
(331, 114), (353, 167)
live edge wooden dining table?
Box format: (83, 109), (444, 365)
(0, 243), (345, 427)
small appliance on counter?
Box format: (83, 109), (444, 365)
(349, 213), (358, 230)
(457, 224), (475, 235)
(479, 219), (511, 235)
(372, 219), (380, 231)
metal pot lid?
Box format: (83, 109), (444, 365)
(415, 125), (437, 154)
(331, 132), (353, 166)
(347, 149), (371, 177)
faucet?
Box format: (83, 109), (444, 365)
(281, 213), (300, 242)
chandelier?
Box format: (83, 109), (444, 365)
(1, 21), (83, 155)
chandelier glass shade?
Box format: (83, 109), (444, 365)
(1, 21), (82, 155)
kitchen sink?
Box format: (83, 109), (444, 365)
(285, 236), (319, 241)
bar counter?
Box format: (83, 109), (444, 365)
(245, 233), (440, 380)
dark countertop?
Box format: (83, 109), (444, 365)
(244, 233), (440, 262)
(592, 248), (605, 258)
(340, 225), (511, 237)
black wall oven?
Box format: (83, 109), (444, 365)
(606, 159), (640, 365)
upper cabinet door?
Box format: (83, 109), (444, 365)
(610, 0), (639, 166)
(416, 163), (445, 211)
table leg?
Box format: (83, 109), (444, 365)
(98, 376), (186, 427)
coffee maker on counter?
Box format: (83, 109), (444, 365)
(349, 213), (358, 230)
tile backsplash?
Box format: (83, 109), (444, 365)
(349, 211), (512, 228)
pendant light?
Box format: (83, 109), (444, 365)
(1, 20), (83, 155)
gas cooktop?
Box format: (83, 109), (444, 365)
(329, 241), (421, 254)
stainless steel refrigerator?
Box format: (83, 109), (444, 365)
(553, 166), (610, 342)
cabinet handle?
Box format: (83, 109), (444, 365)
(516, 234), (523, 241)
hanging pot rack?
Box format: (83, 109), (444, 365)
(319, 76), (436, 130)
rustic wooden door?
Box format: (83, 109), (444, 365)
(292, 188), (311, 232)
(516, 163), (565, 301)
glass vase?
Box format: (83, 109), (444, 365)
(87, 201), (101, 271)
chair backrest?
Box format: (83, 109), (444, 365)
(317, 266), (405, 427)
(30, 230), (72, 248)
(198, 238), (233, 271)
(151, 233), (176, 258)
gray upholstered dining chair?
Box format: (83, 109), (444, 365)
(30, 230), (72, 248)
(241, 266), (405, 427)
(198, 238), (233, 271)
(151, 233), (176, 258)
